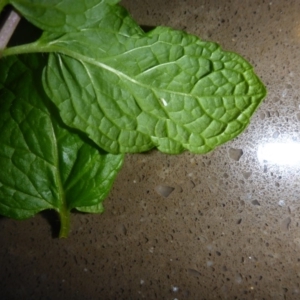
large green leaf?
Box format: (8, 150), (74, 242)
(3, 0), (143, 37)
(42, 26), (266, 154)
(0, 54), (124, 237)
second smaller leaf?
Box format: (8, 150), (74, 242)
(0, 54), (124, 237)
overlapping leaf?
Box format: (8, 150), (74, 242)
(41, 26), (266, 154)
(4, 0), (143, 35)
(0, 54), (124, 237)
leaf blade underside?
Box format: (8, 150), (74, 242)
(43, 26), (267, 154)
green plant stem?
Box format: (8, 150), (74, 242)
(1, 40), (50, 57)
(58, 207), (70, 238)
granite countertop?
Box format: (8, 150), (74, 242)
(1, 0), (300, 299)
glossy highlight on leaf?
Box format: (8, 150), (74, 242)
(0, 55), (124, 237)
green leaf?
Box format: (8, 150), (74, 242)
(0, 54), (124, 237)
(42, 26), (267, 154)
(6, 0), (143, 35)
(0, 0), (8, 12)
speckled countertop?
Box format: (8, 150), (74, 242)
(1, 0), (300, 299)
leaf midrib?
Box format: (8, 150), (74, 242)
(48, 117), (67, 213)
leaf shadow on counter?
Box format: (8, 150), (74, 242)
(140, 25), (155, 32)
(40, 209), (94, 238)
(40, 210), (61, 238)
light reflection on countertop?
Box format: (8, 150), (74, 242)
(257, 142), (300, 166)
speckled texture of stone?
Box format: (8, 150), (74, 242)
(1, 0), (300, 299)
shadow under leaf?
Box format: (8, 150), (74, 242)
(40, 210), (60, 238)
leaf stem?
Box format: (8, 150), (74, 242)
(58, 206), (70, 238)
(1, 39), (49, 56)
